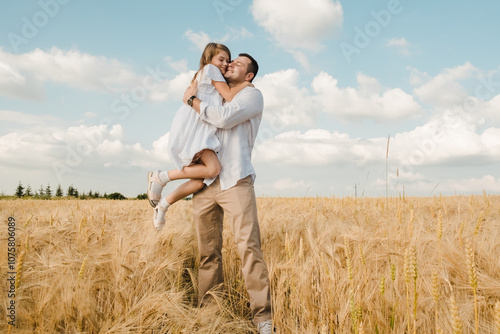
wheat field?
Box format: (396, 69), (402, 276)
(1, 195), (500, 333)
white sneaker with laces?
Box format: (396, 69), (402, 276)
(257, 320), (273, 334)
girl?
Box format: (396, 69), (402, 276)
(147, 43), (251, 231)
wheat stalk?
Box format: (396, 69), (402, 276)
(285, 231), (292, 260)
(24, 234), (30, 252)
(379, 276), (385, 297)
(78, 256), (88, 280)
(409, 209), (415, 239)
(23, 214), (33, 228)
(298, 237), (304, 262)
(458, 221), (465, 246)
(450, 295), (463, 334)
(432, 269), (440, 332)
(390, 263), (396, 282)
(358, 244), (366, 269)
(436, 211), (443, 240)
(100, 212), (107, 237)
(358, 321), (365, 334)
(465, 239), (479, 334)
(320, 252), (330, 276)
(15, 251), (26, 291)
(410, 244), (418, 334)
(404, 245), (412, 333)
(344, 238), (353, 284)
(474, 211), (484, 236)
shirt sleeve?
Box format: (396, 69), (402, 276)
(199, 64), (226, 87)
(199, 87), (264, 129)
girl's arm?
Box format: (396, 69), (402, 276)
(212, 80), (253, 102)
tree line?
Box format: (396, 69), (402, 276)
(11, 181), (145, 200)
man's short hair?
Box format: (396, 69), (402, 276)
(239, 53), (259, 82)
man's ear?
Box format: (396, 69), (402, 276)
(245, 72), (255, 82)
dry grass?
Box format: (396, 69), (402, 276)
(1, 195), (500, 333)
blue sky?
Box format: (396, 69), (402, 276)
(1, 0), (500, 197)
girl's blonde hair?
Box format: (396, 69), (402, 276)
(192, 42), (231, 82)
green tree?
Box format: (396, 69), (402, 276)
(25, 185), (33, 197)
(15, 181), (24, 198)
(107, 192), (126, 200)
(67, 185), (77, 197)
(45, 184), (52, 198)
(38, 185), (44, 195)
(137, 193), (147, 200)
(56, 184), (63, 197)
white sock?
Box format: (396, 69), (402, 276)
(160, 197), (171, 209)
(159, 170), (171, 184)
(156, 197), (171, 222)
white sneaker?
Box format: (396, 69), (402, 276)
(257, 320), (273, 334)
(147, 170), (167, 208)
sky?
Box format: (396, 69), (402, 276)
(1, 0), (500, 198)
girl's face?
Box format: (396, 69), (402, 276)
(211, 50), (230, 74)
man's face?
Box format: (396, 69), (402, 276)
(224, 56), (253, 84)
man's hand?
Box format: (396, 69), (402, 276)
(183, 80), (198, 104)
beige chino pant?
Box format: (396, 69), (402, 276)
(193, 175), (272, 325)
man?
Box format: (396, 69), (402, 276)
(183, 53), (273, 333)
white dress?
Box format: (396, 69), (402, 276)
(167, 64), (225, 170)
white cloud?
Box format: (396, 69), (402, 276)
(0, 47), (139, 99)
(184, 27), (254, 53)
(479, 91), (500, 123)
(255, 69), (317, 127)
(184, 30), (211, 51)
(447, 175), (500, 193)
(0, 47), (197, 103)
(148, 70), (195, 102)
(251, 0), (343, 51)
(412, 62), (478, 107)
(387, 37), (410, 56)
(253, 129), (385, 166)
(0, 117), (173, 188)
(164, 56), (189, 73)
(386, 111), (500, 185)
(272, 178), (311, 191)
(289, 50), (312, 72)
(83, 111), (98, 119)
(408, 67), (430, 86)
(223, 27), (254, 41)
(0, 48), (143, 101)
(255, 69), (423, 126)
(0, 59), (44, 100)
(0, 110), (61, 126)
(253, 68), (424, 128)
(253, 109), (500, 172)
(312, 72), (423, 120)
(380, 174), (500, 196)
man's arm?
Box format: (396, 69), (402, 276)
(183, 83), (263, 129)
(183, 80), (202, 111)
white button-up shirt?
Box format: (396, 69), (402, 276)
(199, 86), (263, 191)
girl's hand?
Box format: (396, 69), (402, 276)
(242, 81), (254, 88)
(183, 80), (198, 104)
